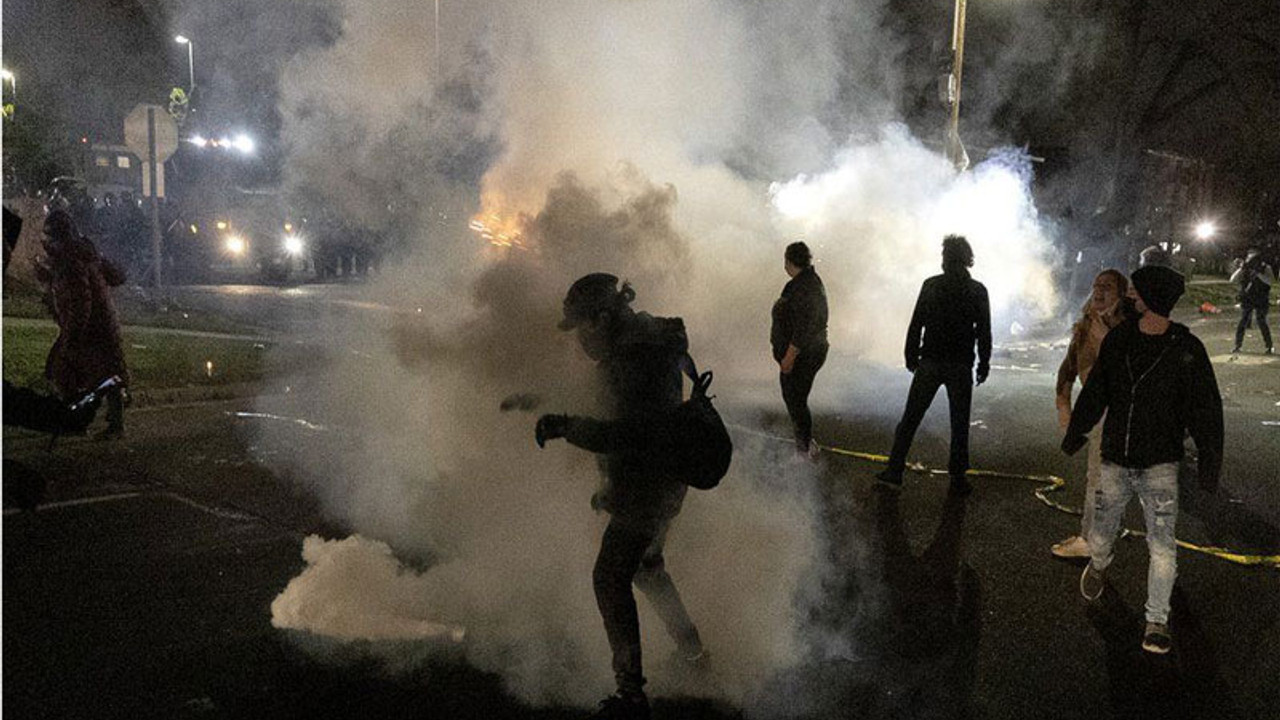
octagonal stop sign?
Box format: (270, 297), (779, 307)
(124, 103), (179, 163)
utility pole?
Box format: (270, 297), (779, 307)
(945, 0), (970, 172)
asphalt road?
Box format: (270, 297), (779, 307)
(4, 290), (1278, 719)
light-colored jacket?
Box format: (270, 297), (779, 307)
(1055, 304), (1126, 421)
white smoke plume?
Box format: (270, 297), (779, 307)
(251, 0), (1066, 710)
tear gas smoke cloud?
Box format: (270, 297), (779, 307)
(254, 0), (1065, 710)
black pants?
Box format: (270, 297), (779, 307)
(886, 359), (973, 478)
(594, 517), (702, 695)
(780, 344), (828, 451)
(104, 386), (124, 431)
(1236, 302), (1273, 350)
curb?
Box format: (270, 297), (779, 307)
(129, 382), (269, 409)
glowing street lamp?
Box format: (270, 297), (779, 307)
(174, 35), (195, 91)
(1, 68), (15, 100)
(283, 234), (304, 255)
(225, 235), (246, 255)
(231, 134), (255, 155)
(1194, 221), (1217, 241)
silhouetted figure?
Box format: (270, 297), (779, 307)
(771, 241), (829, 458)
(535, 274), (705, 720)
(1229, 249), (1274, 354)
(877, 235), (991, 494)
(1064, 264), (1223, 655)
(35, 211), (130, 440)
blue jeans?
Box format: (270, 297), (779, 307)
(1088, 462), (1179, 624)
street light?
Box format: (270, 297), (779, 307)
(1, 68), (15, 100)
(174, 35), (195, 91)
(225, 236), (246, 255)
(283, 234), (304, 255)
(1194, 221), (1217, 241)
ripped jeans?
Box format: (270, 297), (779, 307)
(1088, 462), (1179, 624)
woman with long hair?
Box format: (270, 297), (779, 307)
(1051, 268), (1129, 558)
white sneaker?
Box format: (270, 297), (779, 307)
(1051, 535), (1090, 559)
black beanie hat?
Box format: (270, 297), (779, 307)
(1130, 265), (1184, 317)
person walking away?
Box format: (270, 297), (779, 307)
(36, 210), (130, 439)
(771, 241), (829, 459)
(1229, 248), (1274, 354)
(534, 273), (706, 720)
(876, 235), (991, 495)
(1051, 270), (1131, 558)
(1063, 264), (1223, 655)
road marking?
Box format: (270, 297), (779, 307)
(3, 492), (144, 515)
(4, 489), (257, 524)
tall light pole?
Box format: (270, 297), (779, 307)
(944, 0), (970, 172)
(174, 35), (195, 91)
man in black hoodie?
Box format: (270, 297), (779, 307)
(1063, 264), (1223, 655)
(877, 235), (991, 494)
(535, 274), (705, 720)
(771, 241), (829, 457)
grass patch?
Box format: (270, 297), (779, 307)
(4, 282), (270, 337)
(1182, 281), (1239, 312)
(3, 323), (319, 392)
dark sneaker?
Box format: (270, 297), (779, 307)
(1080, 562), (1105, 601)
(669, 647), (712, 672)
(875, 469), (903, 490)
(1142, 622), (1172, 654)
(949, 474), (973, 496)
(93, 425), (125, 442)
(1231, 346), (1242, 354)
(590, 692), (650, 720)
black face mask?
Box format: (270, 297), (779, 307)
(576, 317), (613, 362)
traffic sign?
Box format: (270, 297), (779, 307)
(124, 103), (178, 163)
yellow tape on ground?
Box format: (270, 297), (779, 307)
(732, 424), (1280, 569)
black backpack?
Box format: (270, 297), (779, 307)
(644, 355), (733, 490)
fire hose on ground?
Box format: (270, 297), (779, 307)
(733, 425), (1280, 569)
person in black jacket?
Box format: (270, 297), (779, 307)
(535, 274), (705, 720)
(877, 235), (991, 494)
(771, 241), (829, 457)
(1229, 249), (1275, 354)
(1063, 264), (1223, 656)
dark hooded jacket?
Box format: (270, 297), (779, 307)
(1063, 317), (1223, 488)
(560, 310), (690, 527)
(39, 235), (129, 397)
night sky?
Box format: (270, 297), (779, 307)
(3, 0), (1278, 219)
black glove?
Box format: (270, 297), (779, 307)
(535, 414), (570, 448)
(975, 363), (989, 386)
(1061, 433), (1087, 456)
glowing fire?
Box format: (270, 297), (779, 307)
(468, 211), (528, 249)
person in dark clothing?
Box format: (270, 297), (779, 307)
(771, 241), (829, 457)
(1063, 264), (1223, 655)
(876, 235), (991, 494)
(1229, 249), (1275, 354)
(35, 211), (130, 440)
(535, 274), (705, 720)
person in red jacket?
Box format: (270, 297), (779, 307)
(36, 210), (129, 439)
